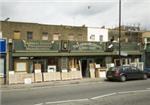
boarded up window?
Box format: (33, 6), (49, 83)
(13, 31), (21, 39)
(53, 33), (60, 40)
(69, 34), (74, 41)
(15, 62), (27, 72)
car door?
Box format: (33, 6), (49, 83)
(125, 66), (134, 79)
(131, 67), (140, 79)
(136, 68), (144, 79)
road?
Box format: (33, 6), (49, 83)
(1, 79), (150, 105)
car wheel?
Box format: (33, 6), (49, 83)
(107, 78), (111, 81)
(143, 74), (147, 80)
(120, 75), (126, 82)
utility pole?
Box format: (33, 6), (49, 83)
(119, 0), (122, 64)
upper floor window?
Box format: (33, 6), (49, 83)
(27, 32), (33, 40)
(99, 35), (103, 42)
(68, 34), (74, 41)
(53, 33), (60, 41)
(13, 31), (21, 39)
(42, 32), (48, 40)
(147, 38), (150, 42)
(90, 34), (95, 40)
(78, 34), (83, 41)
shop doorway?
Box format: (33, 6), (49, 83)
(114, 59), (122, 66)
(81, 60), (90, 78)
(33, 59), (47, 73)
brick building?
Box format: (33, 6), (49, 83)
(0, 21), (87, 41)
(0, 21), (143, 84)
(108, 26), (142, 43)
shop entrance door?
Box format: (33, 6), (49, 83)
(81, 60), (90, 78)
(114, 59), (122, 66)
(33, 59), (47, 73)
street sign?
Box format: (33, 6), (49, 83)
(0, 38), (7, 53)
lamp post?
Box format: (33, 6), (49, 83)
(118, 0), (122, 64)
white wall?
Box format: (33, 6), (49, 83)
(87, 27), (108, 42)
(0, 32), (2, 38)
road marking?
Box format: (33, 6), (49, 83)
(34, 103), (43, 105)
(45, 99), (89, 104)
(91, 92), (116, 100)
(33, 89), (150, 105)
(118, 89), (150, 94)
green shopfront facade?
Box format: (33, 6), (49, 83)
(8, 40), (142, 84)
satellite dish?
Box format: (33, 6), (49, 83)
(4, 18), (10, 21)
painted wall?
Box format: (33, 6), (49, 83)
(87, 27), (108, 42)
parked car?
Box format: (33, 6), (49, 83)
(106, 65), (147, 82)
(144, 68), (150, 77)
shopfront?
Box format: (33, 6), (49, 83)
(0, 38), (7, 84)
(8, 40), (142, 84)
(144, 43), (150, 69)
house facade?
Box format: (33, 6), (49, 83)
(87, 27), (108, 42)
(0, 21), (87, 41)
(142, 32), (150, 69)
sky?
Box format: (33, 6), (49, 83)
(1, 0), (150, 30)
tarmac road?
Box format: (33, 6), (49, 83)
(1, 79), (150, 105)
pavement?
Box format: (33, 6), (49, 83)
(0, 78), (105, 90)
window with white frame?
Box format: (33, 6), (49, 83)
(99, 35), (103, 42)
(90, 34), (95, 40)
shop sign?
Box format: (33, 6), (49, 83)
(0, 38), (7, 53)
(73, 42), (102, 50)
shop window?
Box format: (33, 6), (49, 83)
(147, 38), (150, 42)
(42, 32), (48, 40)
(27, 32), (33, 40)
(61, 57), (68, 72)
(15, 62), (27, 72)
(0, 58), (4, 77)
(13, 31), (21, 39)
(122, 59), (126, 65)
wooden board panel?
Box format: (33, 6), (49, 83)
(34, 73), (43, 82)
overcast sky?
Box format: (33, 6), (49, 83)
(1, 0), (150, 30)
